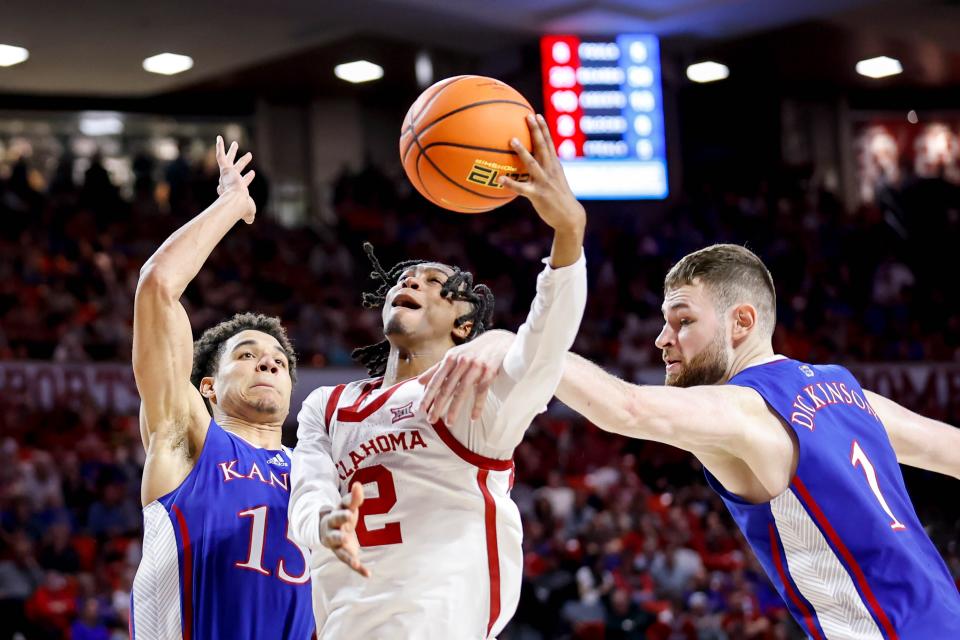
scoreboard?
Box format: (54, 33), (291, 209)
(540, 34), (668, 200)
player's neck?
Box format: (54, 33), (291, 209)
(382, 342), (450, 387)
(726, 340), (776, 381)
(216, 414), (283, 449)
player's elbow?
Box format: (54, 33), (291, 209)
(618, 387), (702, 449)
(623, 397), (675, 443)
(595, 386), (669, 441)
(926, 441), (960, 481)
(136, 263), (179, 302)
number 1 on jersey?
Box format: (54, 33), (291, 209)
(850, 441), (906, 531)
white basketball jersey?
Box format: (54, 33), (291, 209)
(309, 377), (521, 640)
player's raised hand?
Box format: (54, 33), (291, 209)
(215, 135), (256, 224)
(500, 114), (586, 238)
(319, 482), (371, 578)
(419, 329), (516, 424)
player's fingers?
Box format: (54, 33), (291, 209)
(325, 509), (351, 530)
(429, 356), (471, 420)
(445, 363), (484, 424)
(347, 552), (372, 578)
(527, 114), (552, 166)
(499, 175), (535, 197)
(418, 362), (439, 386)
(216, 136), (225, 163)
(535, 114), (560, 169)
(226, 141), (239, 163)
(536, 115), (556, 154)
(348, 481), (364, 511)
(428, 357), (472, 423)
(235, 151), (253, 173)
(334, 547), (364, 574)
(217, 184), (224, 196)
(421, 356), (457, 417)
(510, 137), (547, 184)
(241, 170), (256, 188)
(324, 529), (345, 548)
(470, 373), (496, 421)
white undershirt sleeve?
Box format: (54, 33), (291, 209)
(289, 387), (342, 551)
(447, 250), (587, 459)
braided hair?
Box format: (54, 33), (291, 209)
(352, 242), (495, 377)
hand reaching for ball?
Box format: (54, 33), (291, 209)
(501, 114), (586, 268)
(215, 136), (257, 224)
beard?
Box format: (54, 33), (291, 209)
(665, 330), (730, 388)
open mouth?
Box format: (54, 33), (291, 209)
(391, 294), (422, 310)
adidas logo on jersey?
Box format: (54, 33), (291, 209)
(799, 365), (815, 378)
(265, 453), (288, 468)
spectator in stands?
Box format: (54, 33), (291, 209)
(69, 597), (110, 640)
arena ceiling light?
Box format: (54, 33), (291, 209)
(415, 51), (433, 89)
(855, 56), (902, 79)
(142, 52), (194, 76)
(686, 61), (729, 83)
(0, 44), (29, 67)
(334, 60), (383, 84)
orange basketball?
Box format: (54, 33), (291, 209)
(400, 75), (534, 213)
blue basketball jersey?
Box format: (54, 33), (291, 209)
(131, 419), (314, 640)
(705, 358), (960, 639)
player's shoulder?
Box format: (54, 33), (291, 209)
(709, 384), (777, 423)
(300, 378), (378, 412)
(816, 361), (853, 376)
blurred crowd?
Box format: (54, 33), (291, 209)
(3, 141), (960, 370)
(1, 398), (141, 640)
(1, 144), (959, 639)
(2, 398), (958, 640)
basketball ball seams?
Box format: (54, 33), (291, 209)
(413, 148), (439, 206)
(415, 153), (495, 211)
(402, 98), (532, 165)
(414, 137), (516, 202)
(419, 142), (519, 155)
(400, 76), (470, 162)
(413, 99), (533, 144)
(412, 75), (469, 126)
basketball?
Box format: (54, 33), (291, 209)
(400, 75), (535, 213)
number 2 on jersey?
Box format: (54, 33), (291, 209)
(850, 441), (906, 531)
(349, 464), (402, 546)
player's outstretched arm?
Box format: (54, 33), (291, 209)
(423, 335), (754, 458)
(134, 138), (255, 456)
(865, 390), (960, 480)
(501, 113), (586, 268)
(423, 115), (588, 458)
(289, 389), (370, 577)
(556, 353), (753, 455)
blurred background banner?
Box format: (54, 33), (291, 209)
(3, 361), (960, 418)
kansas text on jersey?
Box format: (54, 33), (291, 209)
(131, 419), (315, 640)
